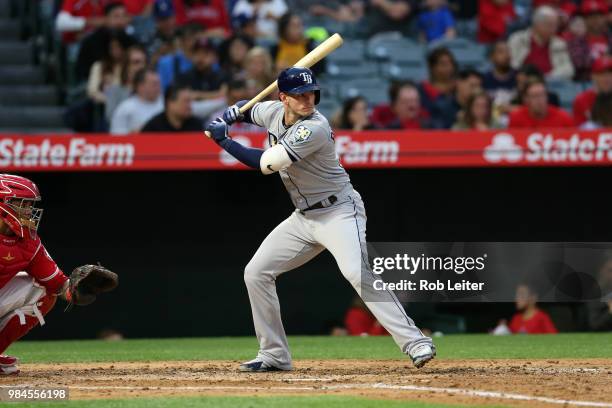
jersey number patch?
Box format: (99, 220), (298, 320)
(291, 126), (312, 145)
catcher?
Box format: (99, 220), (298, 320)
(0, 174), (118, 375)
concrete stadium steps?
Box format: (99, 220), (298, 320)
(0, 65), (45, 85)
(0, 107), (65, 128)
(0, 41), (32, 65)
(0, 85), (57, 106)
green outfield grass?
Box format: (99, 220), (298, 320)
(0, 396), (511, 408)
(7, 333), (612, 363)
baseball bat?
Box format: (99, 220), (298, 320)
(205, 33), (344, 138)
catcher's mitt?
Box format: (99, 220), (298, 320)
(67, 264), (118, 307)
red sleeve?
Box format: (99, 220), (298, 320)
(508, 313), (522, 333)
(216, 0), (231, 34)
(538, 311), (558, 334)
(508, 109), (524, 128)
(479, 1), (505, 39)
(572, 93), (589, 125)
(559, 109), (575, 127)
(61, 0), (76, 12)
(344, 308), (376, 336)
(26, 243), (68, 294)
(173, 0), (187, 25)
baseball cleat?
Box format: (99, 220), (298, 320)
(0, 355), (19, 366)
(239, 359), (284, 372)
(410, 344), (436, 368)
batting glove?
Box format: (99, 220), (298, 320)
(222, 100), (248, 125)
(206, 118), (229, 144)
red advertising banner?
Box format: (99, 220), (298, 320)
(0, 129), (611, 172)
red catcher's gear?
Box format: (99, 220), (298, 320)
(0, 174), (43, 239)
(0, 293), (56, 354)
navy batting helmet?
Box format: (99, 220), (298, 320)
(277, 67), (320, 105)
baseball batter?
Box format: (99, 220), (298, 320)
(206, 67), (435, 372)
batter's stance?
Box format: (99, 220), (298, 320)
(206, 67), (435, 372)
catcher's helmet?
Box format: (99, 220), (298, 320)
(0, 174), (43, 238)
(277, 67), (320, 104)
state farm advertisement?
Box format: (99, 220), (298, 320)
(0, 130), (610, 172)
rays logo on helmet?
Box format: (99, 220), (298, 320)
(291, 126), (312, 145)
(299, 72), (313, 84)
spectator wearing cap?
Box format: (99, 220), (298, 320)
(429, 69), (483, 129)
(111, 68), (164, 134)
(176, 38), (228, 101)
(417, 0), (456, 43)
(508, 6), (575, 79)
(419, 47), (458, 111)
(174, 0), (231, 39)
(56, 0), (107, 44)
(573, 55), (612, 125)
(74, 3), (135, 81)
(271, 13), (325, 74)
(141, 85), (203, 132)
(147, 0), (178, 66)
(156, 23), (203, 90)
(477, 0), (517, 44)
(232, 0), (288, 39)
(568, 0), (612, 81)
(371, 82), (431, 129)
(508, 78), (574, 128)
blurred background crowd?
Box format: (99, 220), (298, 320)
(2, 0), (611, 134)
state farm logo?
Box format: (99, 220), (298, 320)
(484, 133), (523, 162)
(484, 132), (612, 163)
(0, 138), (134, 167)
(335, 135), (399, 164)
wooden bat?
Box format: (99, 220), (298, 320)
(205, 33), (344, 138)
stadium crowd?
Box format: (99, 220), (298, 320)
(51, 0), (612, 134)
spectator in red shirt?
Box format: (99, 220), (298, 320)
(344, 297), (389, 336)
(371, 81), (431, 129)
(174, 0), (231, 39)
(123, 0), (154, 16)
(581, 0), (612, 63)
(56, 0), (109, 43)
(509, 78), (574, 128)
(508, 6), (575, 79)
(508, 283), (558, 334)
(573, 55), (612, 125)
(477, 0), (517, 44)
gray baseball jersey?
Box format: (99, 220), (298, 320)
(250, 101), (350, 210)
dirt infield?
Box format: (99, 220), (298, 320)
(4, 359), (611, 407)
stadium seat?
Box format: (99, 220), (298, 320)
(326, 61), (379, 78)
(449, 47), (487, 69)
(546, 79), (582, 110)
(366, 34), (419, 61)
(316, 99), (340, 119)
(380, 63), (428, 81)
(339, 79), (390, 106)
(326, 40), (366, 64)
